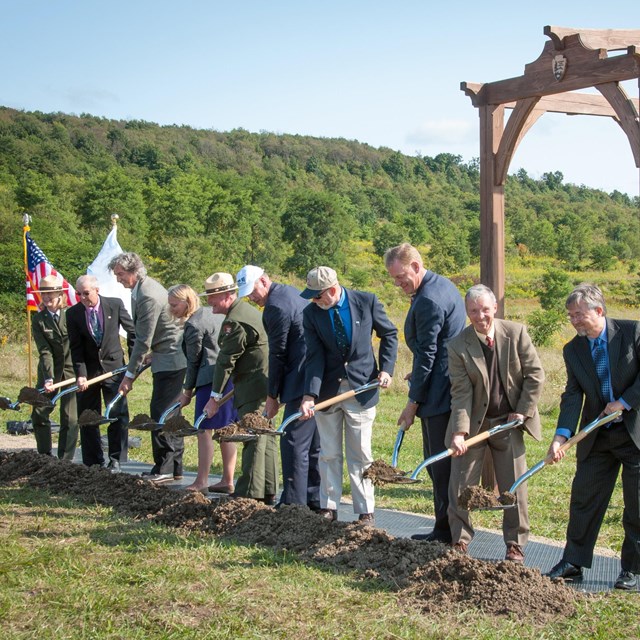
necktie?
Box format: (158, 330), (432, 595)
(592, 337), (610, 400)
(332, 307), (350, 360)
(486, 335), (494, 348)
(53, 313), (59, 325)
(90, 308), (103, 345)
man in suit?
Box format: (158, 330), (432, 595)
(384, 243), (466, 542)
(110, 252), (187, 483)
(202, 272), (279, 503)
(545, 283), (640, 590)
(30, 275), (78, 460)
(298, 266), (398, 525)
(446, 284), (544, 561)
(237, 265), (321, 510)
(67, 274), (135, 469)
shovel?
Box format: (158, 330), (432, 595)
(474, 410), (622, 511)
(275, 380), (381, 435)
(50, 366), (128, 408)
(0, 396), (22, 412)
(160, 389), (237, 437)
(15, 377), (77, 408)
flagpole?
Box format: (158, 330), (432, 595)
(22, 213), (33, 387)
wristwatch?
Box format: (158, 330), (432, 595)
(209, 391), (224, 401)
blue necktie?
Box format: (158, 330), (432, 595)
(592, 337), (610, 401)
(332, 307), (350, 360)
(90, 308), (103, 345)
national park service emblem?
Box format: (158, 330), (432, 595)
(552, 54), (567, 81)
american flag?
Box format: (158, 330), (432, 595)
(25, 232), (80, 311)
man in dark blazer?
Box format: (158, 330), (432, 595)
(238, 265), (321, 510)
(446, 285), (544, 562)
(299, 266), (398, 524)
(111, 253), (187, 483)
(31, 275), (78, 460)
(67, 274), (135, 469)
(385, 243), (466, 542)
(546, 283), (640, 590)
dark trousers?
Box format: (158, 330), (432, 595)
(421, 412), (452, 541)
(233, 398), (279, 499)
(279, 399), (321, 507)
(78, 373), (129, 467)
(150, 368), (186, 476)
(563, 424), (640, 572)
(31, 390), (78, 460)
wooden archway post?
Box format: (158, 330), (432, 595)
(462, 26), (640, 317)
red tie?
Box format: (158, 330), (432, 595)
(486, 336), (494, 348)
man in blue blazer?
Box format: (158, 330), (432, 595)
(299, 266), (398, 524)
(385, 243), (466, 542)
(238, 265), (321, 510)
(545, 283), (640, 590)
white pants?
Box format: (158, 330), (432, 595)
(315, 381), (376, 514)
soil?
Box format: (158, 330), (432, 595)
(363, 458), (412, 486)
(458, 485), (502, 509)
(77, 409), (104, 426)
(212, 411), (274, 441)
(162, 415), (193, 433)
(0, 449), (581, 622)
(17, 386), (51, 407)
(129, 413), (156, 429)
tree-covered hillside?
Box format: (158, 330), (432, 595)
(0, 106), (638, 335)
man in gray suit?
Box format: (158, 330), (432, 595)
(110, 252), (187, 483)
(385, 243), (466, 542)
(546, 283), (640, 590)
(446, 284), (544, 562)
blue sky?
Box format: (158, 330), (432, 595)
(2, 1), (639, 195)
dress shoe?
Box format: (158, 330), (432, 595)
(505, 543), (525, 563)
(307, 501), (322, 513)
(319, 508), (337, 522)
(173, 475), (184, 481)
(106, 460), (121, 473)
(145, 473), (173, 484)
(263, 494), (277, 506)
(450, 541), (468, 554)
(545, 559), (583, 580)
(358, 513), (375, 526)
(411, 531), (452, 543)
(614, 570), (637, 590)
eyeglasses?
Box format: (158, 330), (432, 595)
(313, 289), (328, 300)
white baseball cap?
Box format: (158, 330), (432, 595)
(236, 265), (264, 298)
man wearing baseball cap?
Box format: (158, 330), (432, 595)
(298, 266), (398, 525)
(202, 272), (279, 503)
(237, 265), (321, 511)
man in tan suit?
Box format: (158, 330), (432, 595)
(446, 284), (544, 562)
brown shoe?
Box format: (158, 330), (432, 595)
(451, 541), (468, 554)
(358, 513), (375, 526)
(319, 509), (337, 522)
(506, 543), (525, 563)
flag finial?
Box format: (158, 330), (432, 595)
(111, 213), (119, 227)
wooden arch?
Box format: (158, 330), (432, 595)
(462, 26), (640, 316)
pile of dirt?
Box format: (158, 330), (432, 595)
(458, 486), (517, 510)
(213, 411), (275, 441)
(162, 415), (193, 434)
(363, 458), (412, 486)
(78, 409), (103, 426)
(17, 386), (51, 407)
(130, 413), (155, 429)
(0, 450), (580, 621)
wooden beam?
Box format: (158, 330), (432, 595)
(466, 40), (640, 106)
(545, 26), (640, 52)
(597, 82), (640, 167)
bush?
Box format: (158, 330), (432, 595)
(527, 308), (565, 347)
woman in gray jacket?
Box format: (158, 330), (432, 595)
(168, 284), (237, 493)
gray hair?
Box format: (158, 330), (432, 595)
(566, 283), (607, 315)
(465, 284), (496, 305)
(108, 252), (147, 279)
(76, 274), (99, 290)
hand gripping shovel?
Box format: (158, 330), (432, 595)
(76, 364), (151, 427)
(50, 366), (127, 408)
(162, 389), (236, 438)
(1, 377), (78, 411)
(473, 410), (623, 511)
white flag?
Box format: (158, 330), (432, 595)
(87, 225), (132, 321)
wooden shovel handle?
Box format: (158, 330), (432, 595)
(219, 388), (234, 407)
(85, 369), (125, 387)
(314, 382), (378, 412)
(49, 377), (76, 391)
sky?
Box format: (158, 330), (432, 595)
(1, 1), (639, 196)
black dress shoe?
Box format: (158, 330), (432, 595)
(614, 570), (637, 590)
(545, 559), (583, 580)
(411, 531), (452, 543)
(262, 494), (277, 506)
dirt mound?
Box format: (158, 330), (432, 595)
(17, 386), (51, 407)
(0, 450), (580, 621)
(130, 413), (155, 428)
(78, 409), (103, 426)
(458, 486), (517, 510)
(363, 458), (413, 486)
(162, 415), (193, 434)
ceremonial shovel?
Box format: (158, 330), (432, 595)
(474, 410), (622, 511)
(0, 377), (78, 411)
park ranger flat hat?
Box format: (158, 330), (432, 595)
(200, 272), (238, 296)
(33, 274), (66, 293)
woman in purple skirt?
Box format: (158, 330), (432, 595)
(168, 284), (238, 493)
